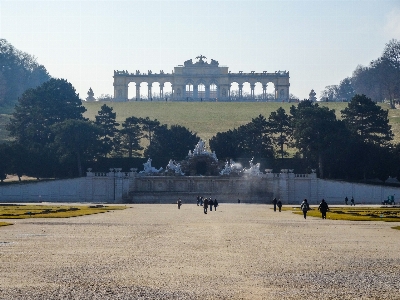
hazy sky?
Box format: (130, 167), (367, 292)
(1, 0), (399, 100)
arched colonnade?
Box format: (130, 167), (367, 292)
(113, 57), (290, 101)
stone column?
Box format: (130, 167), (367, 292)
(262, 84), (267, 100)
(239, 84), (243, 99)
(147, 83), (152, 100)
(193, 85), (198, 100)
(250, 84), (255, 99)
(228, 84), (231, 100)
(136, 83), (140, 100)
(159, 83), (164, 99)
(114, 82), (128, 101)
(205, 85), (210, 99)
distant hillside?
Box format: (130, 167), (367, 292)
(0, 39), (50, 108)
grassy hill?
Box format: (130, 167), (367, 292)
(2, 101), (400, 144)
(83, 101), (400, 144)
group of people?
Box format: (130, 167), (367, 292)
(300, 198), (329, 219)
(197, 196), (218, 214)
(344, 196), (355, 206)
(271, 198), (283, 212)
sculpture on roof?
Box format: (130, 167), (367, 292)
(86, 87), (95, 102)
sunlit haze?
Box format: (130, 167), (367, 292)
(1, 0), (399, 100)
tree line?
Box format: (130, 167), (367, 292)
(1, 77), (399, 183)
(0, 39), (50, 108)
(320, 39), (400, 107)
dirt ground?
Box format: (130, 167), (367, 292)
(0, 203), (399, 299)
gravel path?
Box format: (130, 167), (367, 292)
(0, 204), (399, 299)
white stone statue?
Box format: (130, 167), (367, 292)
(220, 161), (232, 175)
(165, 159), (184, 175)
(243, 157), (262, 176)
(139, 158), (163, 174)
(220, 159), (243, 175)
(189, 140), (218, 161)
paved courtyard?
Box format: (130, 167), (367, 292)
(0, 204), (399, 299)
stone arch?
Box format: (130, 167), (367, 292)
(229, 81), (240, 100)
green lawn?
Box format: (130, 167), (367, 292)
(285, 206), (400, 222)
(0, 204), (126, 223)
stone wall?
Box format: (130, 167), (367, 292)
(1, 170), (400, 205)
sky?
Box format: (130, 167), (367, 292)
(0, 0), (399, 100)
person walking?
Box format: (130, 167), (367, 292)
(318, 199), (329, 219)
(272, 198), (278, 212)
(277, 199), (282, 212)
(350, 197), (355, 206)
(345, 196), (348, 205)
(209, 198), (214, 211)
(177, 198), (182, 209)
(203, 197), (209, 214)
(300, 199), (310, 219)
(214, 199), (218, 211)
(196, 195), (200, 206)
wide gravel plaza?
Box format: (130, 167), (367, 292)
(0, 203), (399, 299)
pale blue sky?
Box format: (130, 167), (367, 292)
(1, 0), (399, 100)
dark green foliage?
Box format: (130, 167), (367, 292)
(209, 129), (240, 160)
(209, 115), (274, 161)
(267, 107), (292, 158)
(118, 116), (143, 158)
(51, 119), (103, 177)
(7, 78), (86, 147)
(352, 39), (400, 105)
(290, 100), (344, 178)
(140, 117), (161, 146)
(144, 124), (199, 167)
(95, 104), (120, 156)
(341, 94), (393, 146)
(0, 39), (50, 107)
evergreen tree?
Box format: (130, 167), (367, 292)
(95, 104), (120, 156)
(118, 116), (143, 158)
(51, 119), (102, 177)
(290, 101), (341, 178)
(267, 107), (292, 158)
(0, 39), (50, 106)
(144, 124), (199, 167)
(341, 94), (393, 146)
(7, 78), (86, 147)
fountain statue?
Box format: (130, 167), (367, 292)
(165, 159), (184, 175)
(243, 158), (262, 176)
(220, 159), (243, 175)
(139, 158), (163, 174)
(188, 140), (218, 161)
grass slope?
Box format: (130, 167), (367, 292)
(83, 102), (398, 143)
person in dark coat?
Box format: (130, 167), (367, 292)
(272, 198), (278, 212)
(209, 198), (214, 211)
(350, 197), (355, 206)
(345, 196), (348, 205)
(277, 199), (282, 212)
(318, 199), (329, 219)
(214, 199), (218, 211)
(203, 197), (209, 214)
(177, 198), (182, 209)
(300, 199), (310, 219)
